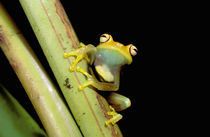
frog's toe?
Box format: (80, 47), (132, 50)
(64, 52), (76, 58)
(105, 114), (122, 126)
(64, 53), (69, 58)
(70, 66), (75, 71)
(78, 85), (84, 90)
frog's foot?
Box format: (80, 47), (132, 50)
(64, 52), (82, 71)
(64, 51), (86, 72)
(105, 106), (123, 126)
(64, 43), (95, 71)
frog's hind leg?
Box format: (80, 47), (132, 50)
(107, 92), (131, 111)
(105, 93), (131, 126)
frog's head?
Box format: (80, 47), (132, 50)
(98, 33), (138, 64)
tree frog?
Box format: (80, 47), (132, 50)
(64, 34), (137, 125)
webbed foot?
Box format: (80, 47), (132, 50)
(105, 106), (122, 126)
(64, 50), (85, 71)
(64, 42), (93, 71)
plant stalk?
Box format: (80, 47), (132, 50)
(19, 0), (123, 136)
(0, 3), (82, 137)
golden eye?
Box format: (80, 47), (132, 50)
(129, 45), (138, 56)
(100, 33), (111, 43)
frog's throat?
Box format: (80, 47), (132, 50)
(97, 45), (132, 64)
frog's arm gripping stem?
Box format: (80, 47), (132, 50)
(76, 66), (120, 91)
(64, 43), (96, 71)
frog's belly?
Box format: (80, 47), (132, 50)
(95, 64), (114, 82)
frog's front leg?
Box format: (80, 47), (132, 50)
(64, 43), (96, 71)
(76, 67), (124, 125)
(76, 66), (119, 91)
(105, 93), (131, 126)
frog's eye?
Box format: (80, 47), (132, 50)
(129, 45), (138, 56)
(100, 34), (111, 43)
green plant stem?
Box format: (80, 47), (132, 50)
(0, 84), (47, 137)
(19, 0), (123, 136)
(0, 3), (82, 137)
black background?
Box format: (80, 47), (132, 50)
(0, 0), (186, 136)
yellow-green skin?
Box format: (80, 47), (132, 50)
(64, 34), (137, 90)
(64, 34), (137, 125)
(64, 33), (137, 92)
(89, 34), (134, 84)
(97, 37), (133, 66)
